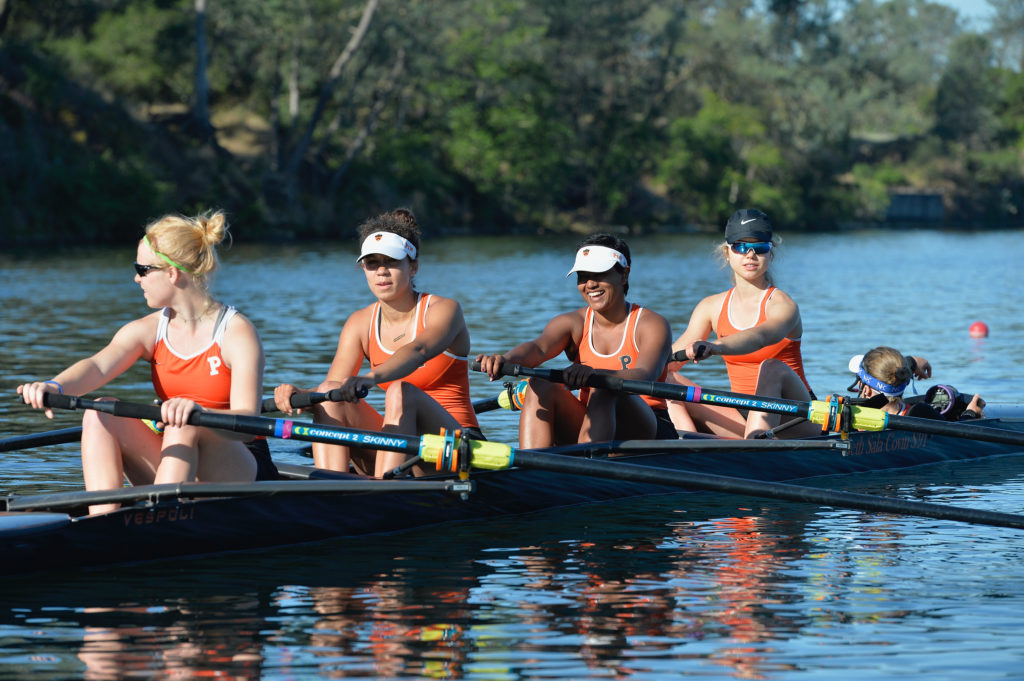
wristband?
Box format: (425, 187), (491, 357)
(44, 380), (64, 394)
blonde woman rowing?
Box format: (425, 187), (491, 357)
(18, 211), (271, 514)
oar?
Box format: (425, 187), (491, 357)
(472, 363), (1024, 448)
(39, 393), (1024, 530)
(260, 387), (368, 413)
(0, 427), (83, 453)
(260, 380), (529, 415)
(6, 478), (473, 513)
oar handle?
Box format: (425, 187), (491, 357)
(260, 387), (369, 413)
(40, 393), (422, 454)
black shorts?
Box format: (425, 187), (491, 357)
(653, 409), (679, 440)
(245, 438), (280, 481)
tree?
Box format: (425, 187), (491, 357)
(934, 33), (1000, 148)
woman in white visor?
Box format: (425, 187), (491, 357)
(274, 208), (480, 477)
(476, 234), (674, 448)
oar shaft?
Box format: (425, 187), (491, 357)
(509, 450), (1024, 530)
(480, 363), (812, 420)
(0, 427), (83, 453)
(42, 394), (421, 456)
(263, 389), (505, 415)
(477, 362), (1024, 448)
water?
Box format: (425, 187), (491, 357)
(1, 228), (1023, 679)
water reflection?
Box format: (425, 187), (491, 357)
(3, 232), (1024, 679)
(1, 460), (1023, 681)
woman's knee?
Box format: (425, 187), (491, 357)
(521, 378), (560, 407)
(81, 408), (124, 438)
(383, 380), (420, 412)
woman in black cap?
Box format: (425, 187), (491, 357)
(666, 209), (818, 439)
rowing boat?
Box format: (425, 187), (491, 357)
(3, 405), (1024, 577)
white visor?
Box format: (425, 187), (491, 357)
(357, 231), (417, 263)
(848, 354), (864, 374)
(565, 245), (628, 278)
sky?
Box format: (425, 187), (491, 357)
(937, 0), (994, 22)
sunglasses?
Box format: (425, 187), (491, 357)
(730, 241), (772, 255)
(134, 262), (165, 277)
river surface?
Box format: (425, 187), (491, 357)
(1, 228), (1023, 679)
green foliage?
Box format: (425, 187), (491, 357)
(2, 0), (1023, 245)
(46, 2), (192, 102)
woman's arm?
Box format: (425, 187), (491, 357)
(690, 290), (801, 360)
(221, 313), (265, 416)
(477, 311), (582, 380)
(17, 316), (154, 418)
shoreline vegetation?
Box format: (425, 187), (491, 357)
(1, 1), (1023, 247)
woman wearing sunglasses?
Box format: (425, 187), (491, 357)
(273, 208), (480, 478)
(666, 209), (818, 439)
(17, 211), (271, 514)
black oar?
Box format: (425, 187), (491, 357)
(260, 387), (368, 413)
(0, 427), (83, 453)
(261, 381), (527, 415)
(39, 393), (1024, 530)
(473, 363), (1024, 448)
(6, 478), (473, 513)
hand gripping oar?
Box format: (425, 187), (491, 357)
(260, 387), (368, 413)
(472, 363), (1024, 448)
(40, 393), (1024, 530)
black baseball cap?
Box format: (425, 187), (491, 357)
(725, 209), (773, 243)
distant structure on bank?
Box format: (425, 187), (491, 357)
(886, 193), (945, 222)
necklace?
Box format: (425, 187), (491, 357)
(177, 301), (216, 324)
(381, 312), (412, 343)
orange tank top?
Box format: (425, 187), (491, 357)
(368, 293), (479, 429)
(577, 303), (667, 410)
(716, 287), (810, 395)
(151, 306), (236, 409)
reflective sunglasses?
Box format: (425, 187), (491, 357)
(729, 241), (772, 255)
(134, 262), (165, 277)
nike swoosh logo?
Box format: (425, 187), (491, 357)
(741, 218), (757, 224)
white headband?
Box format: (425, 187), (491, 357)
(565, 245), (628, 278)
(357, 231), (417, 263)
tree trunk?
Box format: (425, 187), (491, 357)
(328, 49), (405, 196)
(283, 0), (380, 185)
(0, 0), (11, 38)
(193, 0), (212, 140)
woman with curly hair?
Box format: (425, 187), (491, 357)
(274, 209), (480, 477)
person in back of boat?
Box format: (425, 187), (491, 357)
(273, 208), (480, 477)
(666, 209), (819, 439)
(17, 211), (273, 515)
(476, 234), (675, 448)
(847, 346), (985, 420)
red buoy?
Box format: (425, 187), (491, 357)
(969, 321), (989, 338)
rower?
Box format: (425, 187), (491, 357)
(273, 209), (482, 478)
(16, 211), (273, 515)
(476, 234), (675, 448)
(664, 209), (820, 439)
(847, 346), (986, 420)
